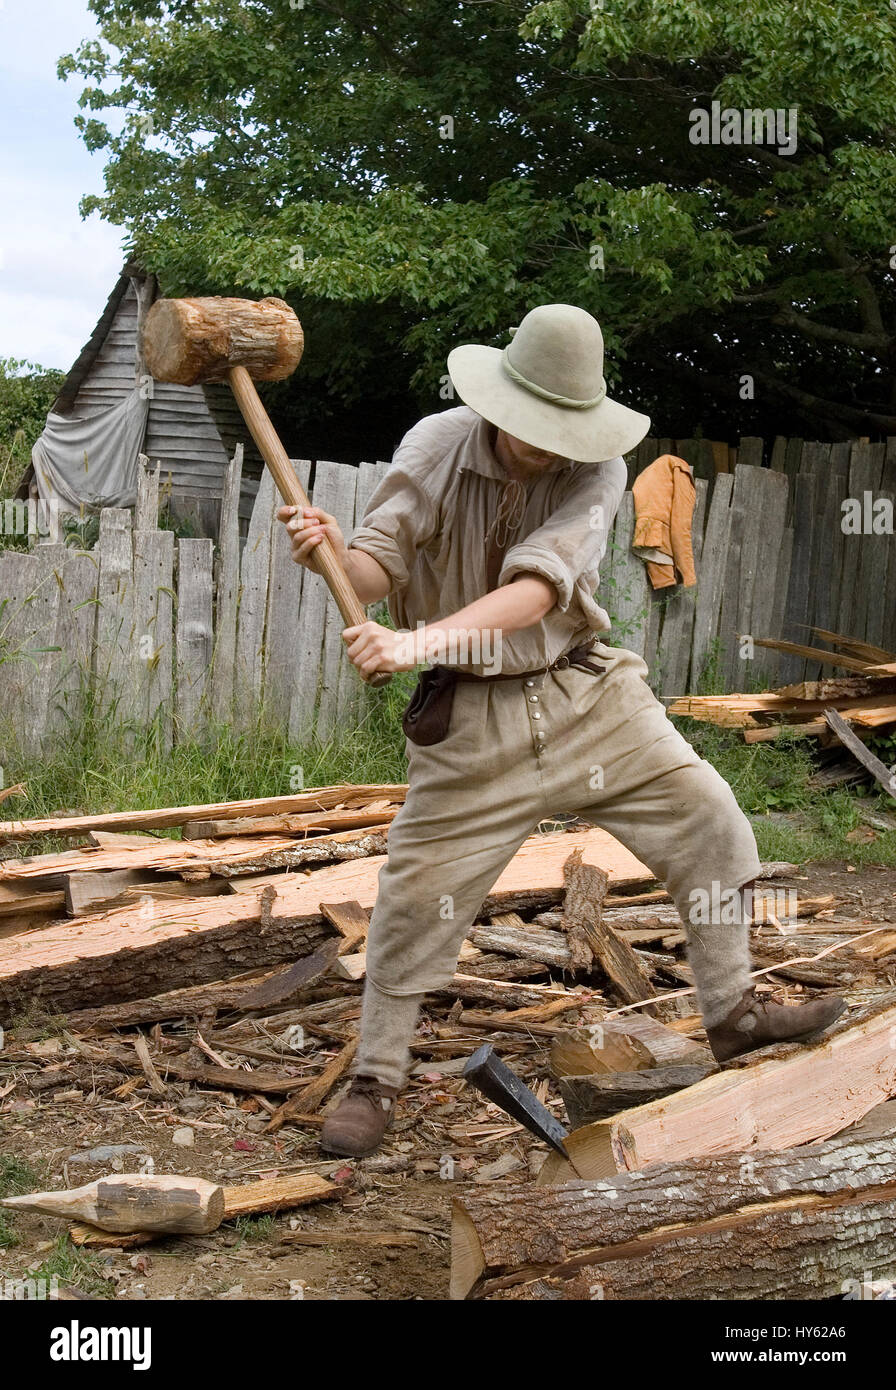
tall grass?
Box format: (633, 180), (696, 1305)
(2, 653), (894, 868)
(2, 668), (417, 838)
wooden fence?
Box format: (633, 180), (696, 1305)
(1, 435), (894, 763)
(620, 434), (896, 692)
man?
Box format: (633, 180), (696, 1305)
(278, 304), (844, 1158)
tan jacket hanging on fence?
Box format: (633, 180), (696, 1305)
(632, 453), (697, 590)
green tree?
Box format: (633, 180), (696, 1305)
(0, 358), (65, 499)
(62, 1), (896, 453)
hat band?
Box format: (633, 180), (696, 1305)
(502, 348), (607, 410)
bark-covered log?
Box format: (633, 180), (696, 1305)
(560, 1063), (718, 1126)
(0, 829), (651, 1016)
(451, 1126), (896, 1300)
(561, 849), (659, 1010)
(538, 993), (896, 1184)
(551, 1014), (710, 1078)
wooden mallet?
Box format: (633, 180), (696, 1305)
(141, 295), (391, 687)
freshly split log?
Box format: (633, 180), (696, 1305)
(2, 1174), (224, 1235)
(561, 850), (658, 1011)
(560, 1064), (718, 1127)
(538, 993), (896, 1184)
(0, 829), (650, 1015)
(451, 1125), (896, 1300)
(68, 1172), (338, 1248)
(64, 944), (340, 1031)
(550, 1014), (710, 1079)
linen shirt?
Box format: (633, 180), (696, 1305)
(347, 405), (628, 676)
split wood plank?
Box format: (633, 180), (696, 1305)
(134, 456), (159, 531)
(234, 469), (277, 723)
(45, 549), (97, 739)
(536, 993), (896, 1184)
(0, 829), (651, 1013)
(1, 550), (64, 757)
(653, 477), (707, 694)
(779, 470), (819, 684)
(0, 782), (408, 840)
(312, 459), (361, 740)
(607, 491), (651, 659)
(748, 467), (790, 683)
(94, 508), (135, 719)
(690, 471), (734, 688)
(334, 459), (389, 728)
(824, 708), (896, 799)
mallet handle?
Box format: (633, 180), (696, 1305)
(228, 365), (392, 688)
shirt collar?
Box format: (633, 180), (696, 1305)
(459, 411), (575, 480)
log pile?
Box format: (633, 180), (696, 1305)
(452, 1104), (896, 1300)
(669, 628), (896, 763)
(1, 782), (895, 1292)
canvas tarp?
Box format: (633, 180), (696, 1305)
(31, 389), (149, 514)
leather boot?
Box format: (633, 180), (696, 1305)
(319, 1075), (399, 1157)
(706, 987), (846, 1064)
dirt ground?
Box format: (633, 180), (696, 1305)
(1, 859), (894, 1302)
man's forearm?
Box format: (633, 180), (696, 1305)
(343, 548), (392, 604)
(419, 576), (557, 661)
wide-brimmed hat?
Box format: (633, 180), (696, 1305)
(447, 304), (650, 463)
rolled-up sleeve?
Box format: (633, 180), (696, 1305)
(499, 455), (628, 614)
(348, 447), (439, 594)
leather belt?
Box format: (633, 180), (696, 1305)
(450, 640), (606, 683)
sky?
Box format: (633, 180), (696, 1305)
(0, 0), (127, 371)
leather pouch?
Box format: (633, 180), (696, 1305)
(402, 665), (459, 746)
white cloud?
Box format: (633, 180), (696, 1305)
(0, 0), (128, 366)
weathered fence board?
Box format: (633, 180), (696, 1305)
(133, 527), (174, 749)
(175, 538), (214, 735)
(210, 444), (243, 723)
(94, 509), (134, 719)
(314, 459), (364, 741)
(48, 549), (97, 737)
(690, 471), (734, 690)
(1, 435), (894, 764)
(264, 458), (310, 731)
(235, 470), (277, 722)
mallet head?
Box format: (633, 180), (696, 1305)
(142, 295), (304, 387)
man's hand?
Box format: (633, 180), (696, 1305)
(342, 621), (420, 678)
(277, 505), (392, 603)
(277, 504), (346, 571)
